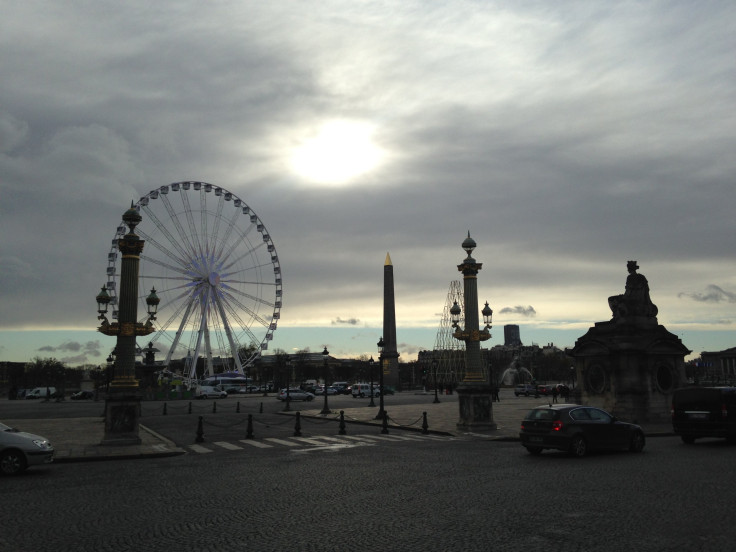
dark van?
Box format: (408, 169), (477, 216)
(671, 387), (736, 444)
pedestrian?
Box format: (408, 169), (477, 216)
(493, 387), (500, 402)
(552, 386), (558, 403)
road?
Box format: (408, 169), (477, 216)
(3, 392), (736, 551)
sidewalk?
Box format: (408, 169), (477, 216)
(3, 417), (186, 463)
(4, 394), (673, 463)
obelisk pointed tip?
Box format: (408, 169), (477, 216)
(384, 252), (392, 266)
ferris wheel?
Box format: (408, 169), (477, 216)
(104, 181), (282, 380)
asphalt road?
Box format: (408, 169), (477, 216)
(3, 406), (736, 552)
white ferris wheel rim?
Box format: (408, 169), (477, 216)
(104, 181), (282, 379)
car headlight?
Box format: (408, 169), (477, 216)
(33, 439), (52, 450)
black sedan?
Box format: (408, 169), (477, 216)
(520, 404), (645, 457)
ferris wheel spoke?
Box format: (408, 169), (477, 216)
(213, 294), (245, 373)
(221, 284), (275, 308)
(218, 220), (258, 267)
(220, 242), (268, 273)
(207, 193), (226, 255)
(160, 293), (198, 366)
(140, 205), (193, 263)
(140, 253), (192, 278)
(220, 290), (271, 330)
(159, 193), (199, 260)
(179, 187), (205, 259)
(214, 208), (241, 261)
(137, 229), (188, 270)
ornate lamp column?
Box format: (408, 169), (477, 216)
(452, 233), (497, 431)
(368, 356), (376, 407)
(320, 347), (331, 414)
(374, 337), (386, 420)
(96, 203), (158, 445)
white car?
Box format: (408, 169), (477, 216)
(0, 422), (54, 475)
(313, 386), (338, 396)
(277, 388), (315, 402)
(196, 386), (227, 399)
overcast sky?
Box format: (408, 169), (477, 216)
(1, 1), (735, 367)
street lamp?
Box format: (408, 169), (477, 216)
(452, 232), (496, 430)
(433, 358), (440, 403)
(284, 357), (292, 412)
(368, 356), (376, 407)
(320, 347), (331, 414)
(95, 203), (158, 445)
(375, 337), (386, 420)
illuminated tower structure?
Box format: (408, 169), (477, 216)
(382, 253), (400, 388)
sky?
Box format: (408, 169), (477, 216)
(1, 1), (735, 368)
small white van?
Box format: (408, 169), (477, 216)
(351, 383), (380, 398)
(25, 387), (57, 399)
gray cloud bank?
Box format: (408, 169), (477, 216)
(1, 2), (735, 362)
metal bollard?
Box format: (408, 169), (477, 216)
(246, 414), (254, 439)
(188, 401), (192, 414)
(163, 402), (167, 416)
(236, 401), (240, 414)
(422, 411), (429, 434)
(339, 410), (346, 435)
(381, 410), (389, 435)
(212, 401), (217, 414)
(196, 415), (204, 443)
(294, 411), (302, 436)
(259, 402), (263, 414)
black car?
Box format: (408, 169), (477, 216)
(520, 404), (645, 457)
(671, 386), (736, 444)
(70, 390), (94, 400)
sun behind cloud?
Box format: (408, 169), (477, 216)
(290, 120), (383, 185)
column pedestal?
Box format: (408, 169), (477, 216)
(456, 383), (497, 431)
(101, 393), (142, 446)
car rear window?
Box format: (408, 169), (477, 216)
(524, 409), (557, 421)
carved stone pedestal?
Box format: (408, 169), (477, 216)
(101, 393), (142, 446)
(456, 384), (497, 431)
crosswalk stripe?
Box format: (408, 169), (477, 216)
(188, 444), (213, 453)
(264, 437), (300, 447)
(214, 441), (243, 451)
(290, 437), (330, 445)
(239, 439), (274, 448)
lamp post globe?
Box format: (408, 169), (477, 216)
(368, 356), (376, 407)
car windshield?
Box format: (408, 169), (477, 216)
(0, 423), (11, 431)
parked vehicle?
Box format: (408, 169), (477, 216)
(25, 387), (58, 400)
(0, 422), (54, 475)
(536, 384), (554, 396)
(278, 388), (314, 402)
(314, 386), (338, 396)
(671, 386), (736, 444)
(514, 384), (536, 396)
(520, 404), (645, 457)
(352, 383), (380, 398)
(70, 390), (94, 400)
(195, 386), (227, 399)
(332, 382), (350, 394)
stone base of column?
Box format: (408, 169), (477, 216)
(456, 383), (497, 431)
(101, 393), (142, 446)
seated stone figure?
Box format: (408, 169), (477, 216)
(608, 261), (658, 320)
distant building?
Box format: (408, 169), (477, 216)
(504, 325), (522, 347)
(698, 347), (736, 385)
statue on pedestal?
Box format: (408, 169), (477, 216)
(608, 260), (658, 320)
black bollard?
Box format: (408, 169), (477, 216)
(259, 402), (263, 414)
(381, 410), (389, 435)
(196, 415), (204, 443)
(236, 401), (240, 413)
(213, 401), (217, 414)
(246, 414), (254, 439)
(294, 411), (302, 436)
(422, 411), (429, 434)
(163, 402), (168, 416)
(339, 410), (346, 435)
(188, 401), (192, 414)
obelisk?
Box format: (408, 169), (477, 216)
(383, 253), (400, 387)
